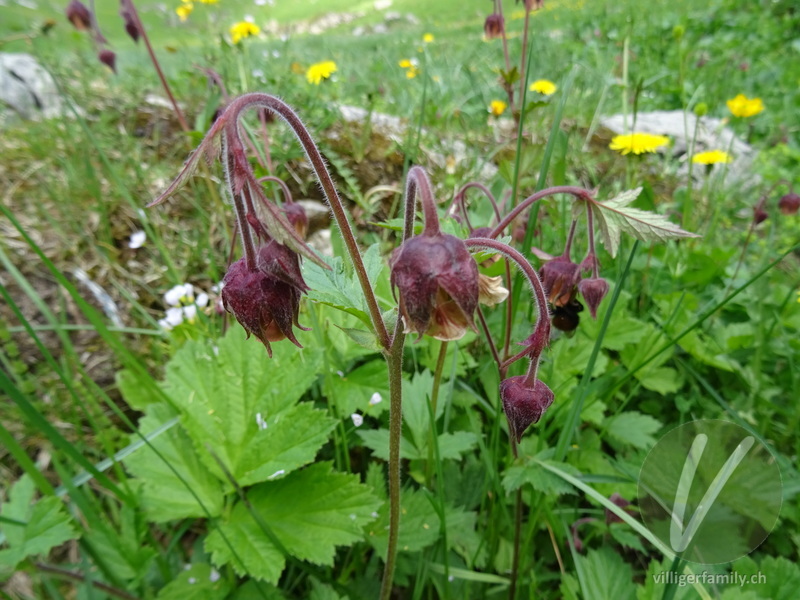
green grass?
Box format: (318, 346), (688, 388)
(1, 0), (799, 598)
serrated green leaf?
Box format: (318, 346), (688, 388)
(366, 488), (440, 559)
(207, 463), (381, 582)
(754, 555), (800, 600)
(502, 459), (579, 496)
(156, 564), (231, 600)
(357, 428), (420, 460)
(605, 412), (662, 450)
(117, 369), (160, 410)
(575, 547), (636, 600)
(309, 578), (348, 600)
(124, 403), (225, 521)
(589, 188), (699, 257)
(436, 432), (479, 459)
(336, 326), (381, 352)
(609, 523), (646, 553)
(302, 244), (388, 328)
(402, 370), (435, 451)
(82, 504), (157, 582)
(162, 328), (330, 484)
(0, 476), (78, 571)
(325, 360), (389, 417)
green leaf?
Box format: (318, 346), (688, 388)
(0, 476), (78, 572)
(754, 556), (800, 600)
(206, 463), (381, 582)
(156, 564), (231, 600)
(366, 488), (440, 559)
(436, 432), (479, 460)
(124, 403), (226, 522)
(402, 370), (436, 451)
(302, 244), (388, 328)
(357, 428), (419, 460)
(117, 368), (160, 410)
(588, 188), (699, 257)
(605, 412), (662, 450)
(162, 328), (333, 485)
(575, 547), (636, 600)
(309, 578), (348, 600)
(502, 459), (579, 496)
(325, 360), (389, 418)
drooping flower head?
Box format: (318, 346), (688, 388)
(500, 376), (554, 442)
(778, 192), (800, 215)
(609, 133), (670, 155)
(726, 94), (764, 118)
(484, 13), (505, 39)
(66, 0), (92, 30)
(390, 233), (479, 341)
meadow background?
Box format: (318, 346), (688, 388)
(1, 0), (799, 598)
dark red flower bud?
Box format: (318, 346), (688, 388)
(98, 49), (116, 73)
(484, 13), (505, 39)
(500, 376), (554, 442)
(256, 241), (309, 293)
(578, 277), (609, 319)
(753, 206), (768, 224)
(390, 233), (479, 341)
(221, 257), (306, 357)
(283, 201), (309, 238)
(523, 0), (544, 11)
(605, 492), (633, 525)
(539, 256), (581, 307)
(469, 226), (493, 239)
(778, 192), (800, 215)
(120, 7), (140, 43)
(66, 0), (92, 30)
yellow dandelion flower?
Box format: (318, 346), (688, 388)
(405, 67), (418, 79)
(726, 94), (764, 118)
(489, 100), (507, 117)
(306, 60), (337, 85)
(529, 79), (557, 96)
(230, 21), (260, 44)
(398, 59), (414, 68)
(423, 33), (434, 43)
(692, 149), (732, 165)
(609, 132), (670, 155)
(176, 3), (193, 21)
(199, 0), (218, 3)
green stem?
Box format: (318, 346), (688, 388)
(509, 487), (523, 600)
(426, 341), (449, 486)
(380, 330), (406, 600)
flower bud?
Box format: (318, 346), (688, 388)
(66, 0), (91, 30)
(120, 6), (141, 43)
(778, 192), (800, 215)
(390, 233), (479, 341)
(578, 277), (609, 319)
(221, 257), (305, 357)
(484, 13), (505, 39)
(539, 256), (581, 307)
(98, 49), (117, 73)
(500, 376), (554, 442)
(605, 492), (633, 525)
(753, 206), (768, 225)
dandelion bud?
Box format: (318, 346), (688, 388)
(98, 49), (116, 73)
(500, 376), (554, 442)
(66, 0), (91, 30)
(578, 277), (609, 319)
(221, 257), (304, 357)
(778, 192), (800, 215)
(484, 13), (505, 39)
(390, 233), (479, 341)
(753, 206), (768, 225)
(539, 256), (581, 307)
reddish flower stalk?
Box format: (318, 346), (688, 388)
(489, 185), (594, 239)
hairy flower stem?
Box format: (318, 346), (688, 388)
(226, 94), (390, 348)
(489, 186), (594, 239)
(124, 1), (190, 132)
(585, 206), (599, 278)
(405, 166), (441, 236)
(380, 327), (406, 600)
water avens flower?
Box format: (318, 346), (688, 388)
(484, 13), (505, 39)
(98, 49), (117, 73)
(539, 255), (581, 307)
(609, 133), (670, 155)
(529, 79), (557, 95)
(578, 277), (608, 319)
(692, 149), (732, 165)
(230, 21), (260, 43)
(778, 192), (800, 215)
(726, 94), (764, 118)
(500, 376), (554, 443)
(306, 60), (337, 84)
(489, 100), (507, 117)
(66, 0), (92, 30)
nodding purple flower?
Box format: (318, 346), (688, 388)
(578, 277), (609, 319)
(484, 13), (505, 39)
(390, 233), (479, 341)
(66, 0), (92, 30)
(98, 49), (117, 73)
(119, 2), (141, 43)
(221, 256), (308, 358)
(778, 192), (800, 215)
(500, 376), (554, 443)
(539, 255), (581, 308)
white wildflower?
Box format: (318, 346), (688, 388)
(351, 413), (364, 427)
(196, 292), (209, 308)
(369, 392), (382, 406)
(182, 304), (198, 322)
(128, 230), (146, 249)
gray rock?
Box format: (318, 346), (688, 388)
(296, 199), (331, 233)
(0, 53), (65, 124)
(601, 110), (756, 184)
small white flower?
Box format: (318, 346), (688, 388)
(371, 511), (379, 518)
(188, 577), (197, 584)
(351, 413), (364, 427)
(209, 570), (220, 583)
(244, 14), (254, 22)
(157, 318), (173, 331)
(252, 68), (265, 79)
(183, 563), (192, 571)
(164, 284), (189, 306)
(211, 282), (222, 294)
(128, 230), (146, 249)
(165, 307), (184, 327)
(369, 392), (383, 406)
(195, 292), (210, 308)
(183, 304), (198, 322)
